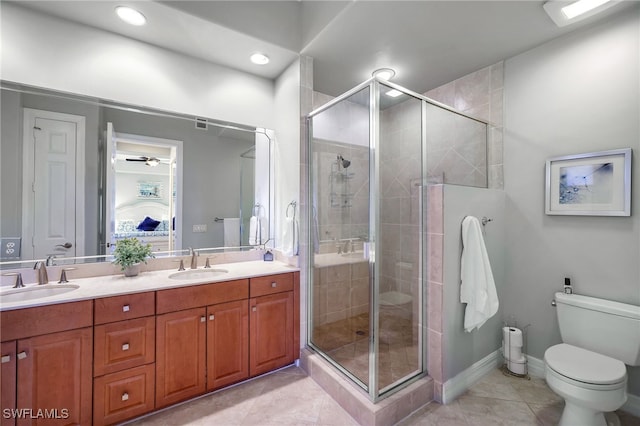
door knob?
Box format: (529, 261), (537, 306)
(56, 242), (72, 249)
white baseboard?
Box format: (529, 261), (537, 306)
(442, 350), (501, 404)
(623, 393), (640, 418)
(526, 354), (545, 378)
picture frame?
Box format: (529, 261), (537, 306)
(545, 148), (631, 216)
(137, 181), (163, 199)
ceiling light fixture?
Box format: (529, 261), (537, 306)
(543, 0), (617, 27)
(385, 89), (403, 98)
(250, 53), (270, 65)
(115, 6), (147, 26)
(562, 0), (611, 19)
(372, 68), (396, 81)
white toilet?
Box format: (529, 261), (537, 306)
(544, 292), (640, 426)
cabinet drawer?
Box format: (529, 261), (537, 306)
(0, 300), (93, 341)
(249, 273), (294, 298)
(156, 279), (248, 314)
(94, 317), (155, 377)
(93, 363), (155, 426)
(94, 292), (155, 325)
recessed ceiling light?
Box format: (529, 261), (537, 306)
(372, 68), (396, 81)
(543, 0), (617, 27)
(385, 89), (403, 98)
(561, 0), (611, 19)
(115, 6), (146, 26)
(250, 53), (270, 65)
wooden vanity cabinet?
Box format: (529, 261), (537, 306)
(1, 341), (17, 426)
(249, 272), (299, 377)
(0, 301), (94, 426)
(93, 292), (156, 426)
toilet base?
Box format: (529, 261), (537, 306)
(559, 402), (621, 426)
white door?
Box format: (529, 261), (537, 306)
(105, 122), (117, 253)
(22, 109), (86, 260)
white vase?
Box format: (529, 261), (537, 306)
(123, 263), (141, 277)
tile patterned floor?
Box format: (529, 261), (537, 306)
(126, 366), (640, 426)
(311, 312), (419, 388)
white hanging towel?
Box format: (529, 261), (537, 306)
(223, 218), (240, 248)
(248, 216), (260, 245)
(460, 216), (499, 332)
(282, 216), (299, 256)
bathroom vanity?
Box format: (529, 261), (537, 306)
(0, 262), (299, 426)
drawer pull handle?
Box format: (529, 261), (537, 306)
(122, 305), (130, 312)
(122, 343), (130, 351)
(252, 306), (257, 312)
(209, 314), (215, 321)
(201, 316), (206, 322)
(271, 282), (277, 288)
(1, 355), (10, 363)
(17, 351), (27, 360)
(122, 393), (129, 401)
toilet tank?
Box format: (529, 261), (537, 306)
(555, 292), (640, 366)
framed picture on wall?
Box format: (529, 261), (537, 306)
(137, 181), (163, 199)
(545, 148), (632, 216)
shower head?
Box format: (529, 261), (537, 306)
(338, 155), (351, 169)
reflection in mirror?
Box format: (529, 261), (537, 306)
(0, 82), (273, 268)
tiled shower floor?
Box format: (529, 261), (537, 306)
(311, 312), (419, 388)
(126, 366), (640, 425)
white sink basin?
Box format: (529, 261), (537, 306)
(341, 252), (365, 259)
(1, 284), (80, 303)
(168, 269), (229, 280)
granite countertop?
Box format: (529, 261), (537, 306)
(0, 260), (298, 312)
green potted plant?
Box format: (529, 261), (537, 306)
(112, 238), (154, 277)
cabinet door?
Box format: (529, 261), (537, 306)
(249, 292), (294, 377)
(155, 308), (206, 408)
(1, 341), (16, 426)
(206, 300), (248, 391)
(17, 327), (93, 426)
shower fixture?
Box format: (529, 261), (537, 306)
(338, 155), (351, 169)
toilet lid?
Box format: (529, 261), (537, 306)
(545, 344), (626, 385)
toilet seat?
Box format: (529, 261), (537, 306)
(545, 344), (626, 387)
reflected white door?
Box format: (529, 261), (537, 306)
(105, 122), (117, 253)
(22, 109), (85, 260)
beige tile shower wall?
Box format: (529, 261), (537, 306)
(424, 62), (504, 189)
(313, 261), (369, 326)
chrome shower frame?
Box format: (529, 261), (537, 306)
(306, 77), (491, 403)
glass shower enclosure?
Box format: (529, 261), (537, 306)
(307, 79), (488, 401)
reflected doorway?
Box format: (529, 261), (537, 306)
(105, 123), (183, 254)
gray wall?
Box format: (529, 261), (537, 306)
(1, 91), (101, 256)
(101, 109), (254, 250)
(503, 9), (640, 395)
(443, 185), (505, 380)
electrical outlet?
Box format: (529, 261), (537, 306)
(1, 237), (21, 259)
(192, 224), (207, 233)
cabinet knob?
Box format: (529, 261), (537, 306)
(200, 316), (206, 322)
(271, 282), (277, 288)
(252, 306), (257, 312)
(17, 351), (27, 360)
(122, 305), (130, 312)
(209, 314), (215, 321)
(122, 343), (130, 351)
(1, 355), (10, 363)
(121, 392), (129, 401)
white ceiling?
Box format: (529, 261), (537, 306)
(12, 0), (638, 97)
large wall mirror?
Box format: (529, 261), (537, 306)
(0, 82), (274, 267)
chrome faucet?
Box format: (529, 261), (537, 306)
(189, 247), (198, 269)
(33, 261), (49, 285)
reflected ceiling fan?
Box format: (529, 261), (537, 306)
(125, 156), (167, 167)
